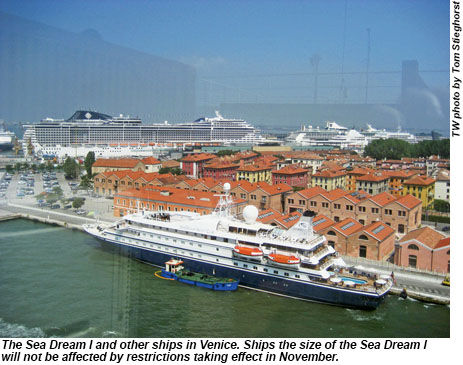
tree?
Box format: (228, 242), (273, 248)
(216, 149), (235, 157)
(84, 151), (96, 177)
(5, 164), (14, 174)
(63, 157), (79, 179)
(72, 197), (85, 209)
(158, 167), (184, 175)
(434, 199), (450, 213)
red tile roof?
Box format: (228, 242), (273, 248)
(312, 169), (346, 178)
(320, 188), (348, 201)
(362, 221), (395, 241)
(356, 173), (389, 182)
(312, 214), (335, 232)
(297, 186), (326, 199)
(181, 153), (216, 162)
(274, 211), (302, 229)
(237, 163), (273, 172)
(382, 170), (418, 179)
(404, 175), (435, 186)
(255, 182), (293, 195)
(161, 160), (181, 168)
(368, 192), (396, 207)
(272, 165), (309, 175)
(435, 237), (450, 249)
(116, 187), (246, 209)
(394, 194), (422, 209)
(141, 156), (161, 165)
(399, 227), (446, 249)
(256, 209), (282, 224)
(332, 218), (363, 236)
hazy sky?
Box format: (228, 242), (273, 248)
(0, 0), (448, 77)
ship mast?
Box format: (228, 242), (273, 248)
(213, 182), (233, 217)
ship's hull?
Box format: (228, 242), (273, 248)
(0, 142), (13, 151)
(91, 231), (387, 310)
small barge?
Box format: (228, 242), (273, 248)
(159, 259), (239, 291)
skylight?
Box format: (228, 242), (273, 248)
(372, 225), (385, 234)
(341, 221), (355, 230)
(312, 218), (326, 226)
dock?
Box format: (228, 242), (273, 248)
(0, 203), (450, 306)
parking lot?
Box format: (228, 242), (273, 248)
(1, 171), (116, 222)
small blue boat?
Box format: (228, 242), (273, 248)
(159, 259), (239, 291)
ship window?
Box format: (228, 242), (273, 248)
(233, 262), (238, 266)
(253, 266), (258, 270)
(295, 274), (300, 278)
(263, 268), (268, 272)
(284, 272), (289, 276)
(273, 270), (279, 274)
(216, 248), (219, 251)
(243, 264), (248, 268)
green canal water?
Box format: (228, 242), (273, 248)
(0, 219), (450, 338)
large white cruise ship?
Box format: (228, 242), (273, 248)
(22, 110), (270, 160)
(83, 186), (392, 309)
(361, 124), (417, 143)
(287, 121), (417, 151)
(0, 121), (15, 151)
(286, 122), (368, 150)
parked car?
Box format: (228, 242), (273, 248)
(442, 275), (450, 286)
(51, 204), (60, 209)
(442, 226), (450, 232)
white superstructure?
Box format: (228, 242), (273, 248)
(83, 190), (392, 309)
(287, 121), (418, 151)
(22, 110), (271, 160)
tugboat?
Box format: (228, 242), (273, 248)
(158, 259), (239, 291)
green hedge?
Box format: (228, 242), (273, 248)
(422, 215), (450, 224)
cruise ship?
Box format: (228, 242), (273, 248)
(286, 122), (368, 151)
(0, 121), (15, 151)
(287, 121), (417, 151)
(22, 110), (271, 160)
(83, 186), (392, 309)
(361, 124), (417, 143)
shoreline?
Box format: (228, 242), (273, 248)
(0, 208), (450, 306)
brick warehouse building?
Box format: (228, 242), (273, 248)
(394, 227), (450, 273)
(114, 187), (247, 217)
(285, 188), (422, 234)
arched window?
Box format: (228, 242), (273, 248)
(359, 234), (368, 240)
(408, 244), (419, 250)
(327, 230), (336, 236)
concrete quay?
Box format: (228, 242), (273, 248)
(342, 256), (450, 305)
(1, 172), (450, 307)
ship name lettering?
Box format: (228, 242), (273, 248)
(26, 340), (46, 350)
(49, 340), (86, 350)
(383, 340), (422, 350)
(200, 340), (239, 350)
(360, 340), (381, 349)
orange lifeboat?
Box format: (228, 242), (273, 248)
(268, 253), (300, 267)
(233, 245), (263, 261)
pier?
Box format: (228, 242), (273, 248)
(0, 202), (450, 306)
